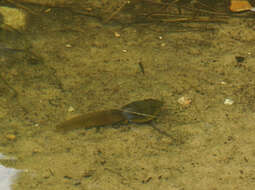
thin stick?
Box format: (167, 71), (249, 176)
(6, 0), (38, 15)
(138, 61), (145, 75)
(117, 109), (156, 119)
(158, 16), (227, 23)
(104, 0), (130, 23)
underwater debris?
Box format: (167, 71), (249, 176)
(5, 134), (16, 141)
(224, 98), (234, 105)
(230, 0), (255, 12)
(177, 96), (192, 106)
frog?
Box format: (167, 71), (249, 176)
(56, 98), (164, 132)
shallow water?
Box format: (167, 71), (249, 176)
(1, 1), (255, 190)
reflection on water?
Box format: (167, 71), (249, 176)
(0, 153), (21, 190)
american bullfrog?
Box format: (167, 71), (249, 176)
(56, 98), (163, 132)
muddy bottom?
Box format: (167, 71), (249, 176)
(1, 4), (255, 190)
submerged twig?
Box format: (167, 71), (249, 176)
(5, 0), (38, 15)
(118, 108), (156, 119)
(104, 0), (130, 23)
(157, 16), (227, 23)
(138, 61), (145, 75)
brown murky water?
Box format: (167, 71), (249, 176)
(1, 1), (255, 190)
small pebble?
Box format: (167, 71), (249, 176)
(178, 96), (192, 106)
(224, 98), (234, 105)
(44, 8), (51, 13)
(68, 106), (75, 112)
(32, 148), (41, 153)
(161, 137), (173, 145)
(65, 44), (72, 48)
(6, 134), (16, 140)
(114, 32), (120, 37)
(85, 7), (92, 12)
(161, 43), (166, 47)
